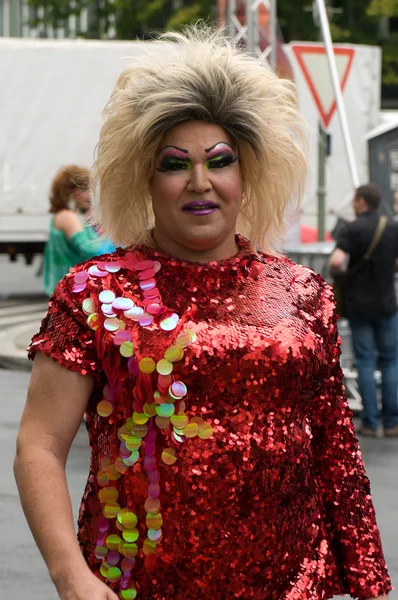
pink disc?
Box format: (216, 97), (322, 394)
(99, 290), (116, 304)
(88, 265), (108, 278)
(105, 261), (121, 273)
(74, 271), (89, 284)
(153, 261), (161, 273)
(135, 260), (154, 271)
(98, 517), (110, 533)
(113, 297), (134, 311)
(146, 303), (164, 316)
(138, 314), (154, 327)
(72, 282), (87, 293)
(144, 456), (156, 471)
(148, 482), (160, 498)
(140, 278), (156, 291)
(124, 252), (139, 269)
(138, 267), (156, 280)
(148, 469), (160, 483)
(142, 297), (161, 308)
(108, 550), (121, 566)
(101, 304), (117, 317)
(143, 287), (160, 298)
(113, 330), (133, 346)
(96, 261), (108, 271)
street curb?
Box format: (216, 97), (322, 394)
(0, 320), (44, 371)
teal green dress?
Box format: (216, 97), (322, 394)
(43, 218), (116, 296)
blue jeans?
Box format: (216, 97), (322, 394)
(349, 313), (398, 430)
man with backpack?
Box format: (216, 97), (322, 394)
(329, 184), (398, 437)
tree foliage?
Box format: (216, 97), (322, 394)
(27, 0), (398, 87)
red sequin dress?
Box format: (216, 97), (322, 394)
(29, 237), (391, 600)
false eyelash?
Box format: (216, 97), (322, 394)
(156, 159), (190, 172)
(207, 155), (239, 168)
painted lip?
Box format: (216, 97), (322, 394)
(182, 201), (219, 216)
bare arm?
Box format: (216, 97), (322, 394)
(329, 247), (348, 275)
(53, 210), (84, 240)
(14, 352), (117, 600)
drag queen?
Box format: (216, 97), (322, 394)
(15, 26), (391, 600)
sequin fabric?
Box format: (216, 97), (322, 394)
(28, 236), (392, 600)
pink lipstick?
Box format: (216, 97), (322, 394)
(182, 201), (219, 216)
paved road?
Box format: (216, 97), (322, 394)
(1, 368), (397, 599)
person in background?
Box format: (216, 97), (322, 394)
(43, 165), (116, 296)
(329, 183), (398, 437)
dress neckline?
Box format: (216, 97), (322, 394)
(129, 235), (257, 271)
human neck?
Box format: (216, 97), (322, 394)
(152, 230), (239, 263)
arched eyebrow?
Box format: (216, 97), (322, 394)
(205, 142), (236, 154)
(157, 145), (189, 157)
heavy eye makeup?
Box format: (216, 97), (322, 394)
(156, 142), (238, 172)
(205, 142), (239, 169)
(156, 147), (191, 172)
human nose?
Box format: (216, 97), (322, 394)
(186, 165), (212, 194)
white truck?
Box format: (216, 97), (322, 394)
(0, 37), (385, 260)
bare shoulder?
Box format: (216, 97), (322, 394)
(53, 210), (83, 238)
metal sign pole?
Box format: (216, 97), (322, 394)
(270, 0), (277, 72)
(316, 0), (360, 188)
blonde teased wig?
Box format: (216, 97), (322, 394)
(94, 24), (309, 253)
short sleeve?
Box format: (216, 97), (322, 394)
(335, 219), (353, 254)
(28, 276), (101, 379)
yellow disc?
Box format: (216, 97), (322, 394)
(117, 509), (138, 529)
(133, 411), (149, 425)
(87, 312), (101, 330)
(146, 513), (163, 530)
(139, 357), (156, 375)
(132, 423), (148, 438)
(161, 448), (177, 466)
(190, 416), (205, 432)
(101, 456), (111, 469)
(123, 528), (139, 543)
(100, 561), (110, 578)
(144, 402), (157, 417)
(156, 359), (173, 376)
(143, 539), (157, 556)
(107, 566), (122, 583)
(155, 415), (170, 430)
(103, 502), (120, 519)
(120, 341), (134, 358)
(106, 534), (122, 550)
(118, 425), (131, 440)
(97, 470), (110, 487)
(118, 542), (138, 558)
(82, 298), (96, 315)
(120, 588), (138, 600)
(170, 414), (189, 429)
(176, 330), (196, 348)
(97, 400), (113, 418)
(115, 457), (128, 474)
(116, 520), (124, 532)
(198, 422), (214, 440)
(183, 422), (199, 438)
(99, 487), (119, 504)
(145, 497), (161, 514)
(164, 345), (184, 363)
(125, 435), (142, 451)
(106, 465), (122, 481)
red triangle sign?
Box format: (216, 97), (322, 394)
(292, 44), (355, 129)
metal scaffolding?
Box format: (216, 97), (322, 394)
(219, 0), (278, 71)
